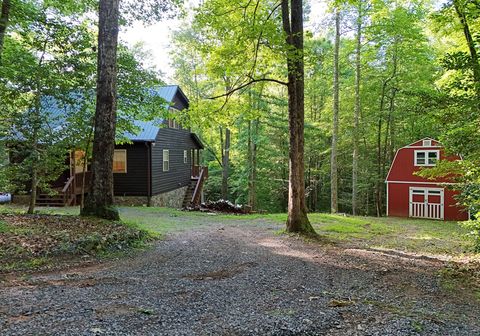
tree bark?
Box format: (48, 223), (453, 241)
(452, 0), (480, 95)
(220, 127), (230, 200)
(331, 7), (340, 214)
(247, 119), (258, 210)
(81, 0), (120, 220)
(0, 0), (10, 63)
(282, 0), (315, 234)
(352, 1), (362, 216)
(27, 92), (42, 214)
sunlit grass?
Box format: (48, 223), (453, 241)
(0, 204), (474, 256)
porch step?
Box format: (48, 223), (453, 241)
(36, 194), (66, 207)
(182, 179), (198, 208)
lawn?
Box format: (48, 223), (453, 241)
(1, 204), (475, 259)
(210, 212), (474, 257)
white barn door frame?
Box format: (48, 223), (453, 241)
(409, 187), (444, 220)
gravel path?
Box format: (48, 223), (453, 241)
(1, 220), (479, 335)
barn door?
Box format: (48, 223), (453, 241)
(409, 187), (444, 220)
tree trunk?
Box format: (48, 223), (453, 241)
(220, 127), (230, 200)
(81, 0), (120, 220)
(330, 7), (340, 214)
(452, 0), (480, 95)
(0, 0), (10, 63)
(248, 119), (258, 210)
(352, 1), (362, 216)
(375, 81), (387, 217)
(81, 121), (94, 209)
(27, 95), (41, 215)
(282, 0), (315, 234)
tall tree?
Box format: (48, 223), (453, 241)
(220, 126), (231, 200)
(452, 0), (480, 94)
(81, 0), (120, 220)
(330, 6), (340, 214)
(351, 0), (364, 216)
(0, 0), (10, 61)
(282, 0), (315, 234)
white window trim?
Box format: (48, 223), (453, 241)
(163, 149), (170, 172)
(422, 139), (432, 147)
(113, 149), (127, 174)
(414, 150), (439, 167)
(183, 150), (188, 164)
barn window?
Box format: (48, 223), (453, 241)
(415, 150), (439, 166)
(163, 149), (170, 172)
(422, 139), (432, 147)
(184, 150), (188, 164)
(113, 149), (127, 173)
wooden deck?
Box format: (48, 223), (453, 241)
(36, 172), (92, 207)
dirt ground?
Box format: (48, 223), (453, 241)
(1, 216), (479, 335)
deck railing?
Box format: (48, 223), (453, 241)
(191, 166), (208, 206)
(62, 175), (76, 206)
(410, 202), (443, 220)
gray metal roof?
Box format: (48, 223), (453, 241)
(155, 85), (179, 103)
(125, 85), (182, 142)
(29, 86), (186, 142)
(124, 120), (162, 142)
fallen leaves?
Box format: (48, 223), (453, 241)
(0, 213), (149, 273)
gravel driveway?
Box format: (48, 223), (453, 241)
(1, 220), (479, 335)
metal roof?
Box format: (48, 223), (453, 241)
(126, 85), (182, 142)
(155, 85), (179, 103)
(27, 86), (187, 142)
(124, 120), (162, 142)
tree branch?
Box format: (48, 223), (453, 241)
(208, 77), (288, 100)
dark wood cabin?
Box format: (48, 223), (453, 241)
(18, 85), (207, 208)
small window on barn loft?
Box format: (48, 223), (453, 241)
(184, 150), (188, 164)
(163, 149), (170, 172)
(422, 139), (432, 147)
(414, 150), (439, 167)
(113, 149), (127, 173)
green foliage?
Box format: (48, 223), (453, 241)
(461, 215), (480, 253)
(0, 0), (168, 208)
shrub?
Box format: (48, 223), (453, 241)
(461, 213), (480, 253)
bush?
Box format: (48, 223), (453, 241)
(461, 213), (480, 253)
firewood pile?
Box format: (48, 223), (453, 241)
(185, 199), (252, 214)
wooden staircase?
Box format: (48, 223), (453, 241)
(36, 172), (91, 207)
(182, 166), (208, 208)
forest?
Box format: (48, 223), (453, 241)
(0, 0), (478, 224)
(169, 0), (479, 219)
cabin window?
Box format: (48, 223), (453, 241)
(422, 139), (432, 147)
(183, 150), (188, 164)
(163, 149), (169, 171)
(113, 149), (127, 173)
(168, 119), (179, 129)
(414, 150), (439, 166)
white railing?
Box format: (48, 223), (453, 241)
(410, 202), (443, 220)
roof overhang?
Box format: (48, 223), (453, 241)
(190, 133), (204, 149)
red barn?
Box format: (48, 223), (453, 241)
(385, 138), (468, 221)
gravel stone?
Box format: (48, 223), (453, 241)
(1, 221), (479, 335)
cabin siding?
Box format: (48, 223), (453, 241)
(151, 128), (201, 195)
(113, 143), (149, 196)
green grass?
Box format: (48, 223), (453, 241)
(0, 220), (11, 233)
(219, 212), (472, 256)
(1, 204), (474, 257)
